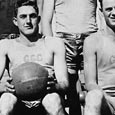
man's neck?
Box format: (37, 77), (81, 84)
(104, 25), (115, 38)
(18, 33), (42, 47)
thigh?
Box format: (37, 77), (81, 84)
(0, 93), (17, 109)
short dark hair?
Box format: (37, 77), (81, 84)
(13, 0), (39, 17)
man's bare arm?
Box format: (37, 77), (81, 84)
(37, 0), (44, 16)
(36, 0), (44, 33)
(83, 35), (101, 92)
(53, 38), (69, 93)
(0, 39), (15, 93)
(0, 40), (7, 79)
(41, 0), (55, 36)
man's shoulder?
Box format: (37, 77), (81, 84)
(84, 31), (102, 52)
(45, 36), (64, 44)
(85, 31), (102, 45)
(0, 38), (10, 46)
(0, 38), (15, 44)
(0, 39), (11, 53)
(0, 38), (16, 50)
(44, 36), (65, 52)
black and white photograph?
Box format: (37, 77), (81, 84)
(0, 0), (114, 115)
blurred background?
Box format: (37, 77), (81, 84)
(0, 0), (18, 36)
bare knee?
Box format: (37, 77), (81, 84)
(42, 93), (63, 114)
(0, 93), (17, 115)
(85, 89), (104, 107)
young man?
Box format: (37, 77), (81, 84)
(0, 0), (69, 115)
(84, 0), (115, 115)
(42, 0), (98, 115)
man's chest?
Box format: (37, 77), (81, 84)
(97, 38), (115, 68)
(7, 43), (53, 67)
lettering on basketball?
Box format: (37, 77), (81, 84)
(110, 55), (115, 64)
(24, 54), (43, 62)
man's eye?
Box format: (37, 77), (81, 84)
(30, 14), (37, 18)
(105, 7), (113, 12)
(20, 15), (27, 19)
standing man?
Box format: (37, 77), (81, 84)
(84, 0), (115, 115)
(0, 0), (69, 115)
(42, 0), (98, 114)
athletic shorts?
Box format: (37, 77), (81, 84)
(103, 94), (115, 115)
(13, 99), (46, 115)
(56, 32), (88, 72)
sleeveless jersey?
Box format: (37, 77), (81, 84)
(54, 0), (98, 35)
(97, 32), (115, 96)
(0, 37), (54, 77)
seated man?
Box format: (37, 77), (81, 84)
(0, 0), (69, 115)
(83, 0), (115, 115)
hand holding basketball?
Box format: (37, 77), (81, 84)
(11, 62), (48, 101)
(47, 76), (57, 93)
(0, 77), (15, 93)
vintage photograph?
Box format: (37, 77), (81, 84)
(0, 0), (114, 115)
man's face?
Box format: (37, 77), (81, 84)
(102, 0), (115, 28)
(14, 6), (38, 36)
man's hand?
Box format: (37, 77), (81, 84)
(0, 77), (15, 93)
(47, 76), (57, 93)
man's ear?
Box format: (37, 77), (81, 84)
(12, 17), (18, 26)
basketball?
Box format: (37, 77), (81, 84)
(11, 62), (48, 101)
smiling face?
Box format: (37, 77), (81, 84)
(13, 5), (39, 36)
(102, 0), (115, 29)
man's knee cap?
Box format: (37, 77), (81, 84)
(85, 89), (103, 103)
(42, 93), (61, 106)
(0, 93), (17, 115)
(0, 93), (17, 104)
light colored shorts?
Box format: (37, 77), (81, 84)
(56, 32), (87, 73)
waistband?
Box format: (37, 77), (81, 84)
(56, 32), (89, 40)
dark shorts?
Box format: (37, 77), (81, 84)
(101, 95), (115, 115)
(13, 99), (46, 115)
